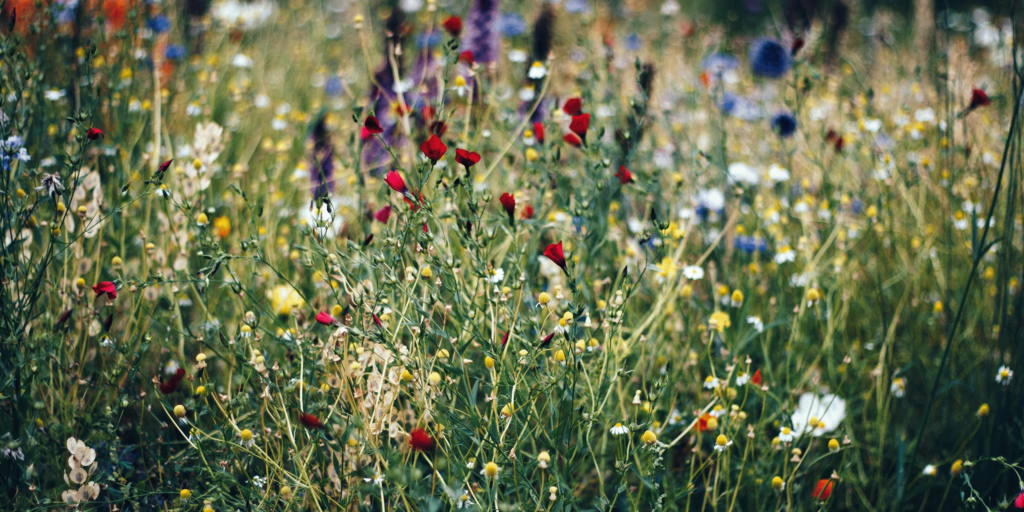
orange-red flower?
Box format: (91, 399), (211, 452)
(562, 97), (582, 116)
(87, 128), (104, 140)
(615, 166), (634, 184)
(569, 114), (590, 140)
(811, 479), (834, 501)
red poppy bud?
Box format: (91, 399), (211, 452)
(455, 148), (481, 168)
(372, 313), (383, 328)
(86, 128), (104, 140)
(441, 15), (462, 36)
(409, 427), (435, 451)
(159, 368), (186, 394)
(750, 369), (762, 386)
(501, 330), (510, 347)
(539, 332), (554, 347)
(569, 113), (590, 140)
(315, 311), (336, 326)
(158, 159), (173, 173)
(499, 193), (515, 225)
(459, 51), (475, 65)
(522, 204), (535, 219)
(374, 205), (391, 223)
(543, 241), (567, 270)
(385, 171), (408, 194)
(364, 115), (384, 134)
(420, 134), (447, 162)
(969, 88), (990, 110)
(533, 122), (545, 144)
(562, 97), (582, 116)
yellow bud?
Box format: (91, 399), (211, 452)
(771, 476), (784, 491)
(332, 304), (343, 317)
(828, 438), (839, 452)
(401, 369), (414, 382)
(173, 405), (186, 418)
(641, 430), (657, 445)
(180, 489), (191, 500)
(554, 349), (565, 362)
(421, 267), (432, 279)
(538, 292), (550, 305)
(427, 372), (442, 386)
(977, 403), (990, 417)
(197, 212), (209, 226)
(484, 356), (495, 368)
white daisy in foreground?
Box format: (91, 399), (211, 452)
(996, 365), (1013, 385)
(528, 61), (547, 79)
(240, 428), (257, 447)
(703, 376), (720, 389)
(490, 267), (505, 283)
(610, 423), (629, 435)
(791, 393), (846, 436)
(736, 372), (750, 386)
(778, 426), (794, 443)
(714, 434), (732, 452)
(683, 265), (704, 280)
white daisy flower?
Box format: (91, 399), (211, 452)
(778, 426), (794, 443)
(703, 376), (720, 389)
(682, 265), (704, 280)
(996, 365), (1013, 385)
(890, 377), (906, 397)
(528, 62), (547, 79)
(747, 316), (764, 333)
(610, 423), (629, 435)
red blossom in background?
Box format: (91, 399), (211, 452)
(569, 114), (590, 140)
(372, 313), (384, 328)
(1015, 490), (1024, 509)
(409, 427), (435, 451)
(442, 15), (462, 36)
(615, 166), (634, 184)
(315, 311), (336, 326)
(364, 115), (384, 134)
(539, 331), (555, 347)
(533, 122), (545, 144)
(751, 369), (762, 386)
(92, 281), (117, 300)
(969, 88), (991, 110)
(375, 205), (392, 223)
(499, 193), (516, 225)
(811, 479), (834, 501)
(420, 134), (447, 162)
(501, 330), (510, 347)
(791, 37), (805, 56)
(86, 128), (104, 140)
(563, 132), (582, 148)
(158, 159), (173, 173)
(562, 97), (582, 116)
(298, 412), (323, 429)
(159, 368), (186, 395)
(696, 413), (714, 432)
(543, 242), (567, 270)
(522, 204), (535, 219)
(385, 171), (408, 194)
(459, 51), (475, 65)
(455, 148), (481, 168)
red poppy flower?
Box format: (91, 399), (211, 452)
(563, 132), (583, 147)
(455, 148), (481, 168)
(298, 412), (323, 429)
(533, 122), (545, 144)
(92, 281), (117, 300)
(315, 311), (336, 326)
(86, 128), (104, 140)
(569, 113), (590, 140)
(442, 15), (462, 36)
(158, 159), (173, 173)
(969, 88), (991, 110)
(562, 97), (582, 116)
(696, 412), (713, 432)
(375, 205), (392, 223)
(811, 479), (834, 501)
(615, 166), (634, 184)
(543, 241), (567, 270)
(522, 204), (535, 219)
(159, 368), (186, 394)
(385, 171), (408, 194)
(408, 427), (435, 451)
(751, 369), (762, 386)
(459, 51), (475, 65)
(499, 193), (516, 224)
(364, 115), (384, 134)
(420, 134), (447, 162)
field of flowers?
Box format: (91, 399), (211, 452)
(1, 0), (1023, 510)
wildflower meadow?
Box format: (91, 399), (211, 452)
(1, 0), (1023, 509)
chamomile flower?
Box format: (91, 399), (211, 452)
(240, 428), (256, 447)
(736, 372), (750, 386)
(771, 476), (785, 491)
(455, 492), (473, 508)
(922, 464), (937, 476)
(890, 377), (906, 397)
(714, 434), (732, 452)
(774, 246), (796, 264)
(490, 267), (505, 283)
(363, 471), (384, 486)
(996, 365), (1013, 385)
(747, 316), (764, 333)
(481, 461), (500, 478)
(683, 265), (705, 280)
(610, 423), (629, 435)
(704, 376), (721, 389)
(452, 76), (469, 97)
(528, 61), (547, 79)
(778, 426), (794, 443)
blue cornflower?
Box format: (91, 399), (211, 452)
(565, 0), (591, 14)
(498, 13), (526, 37)
(702, 53), (739, 74)
(325, 76), (343, 97)
(164, 45), (186, 60)
(749, 38), (791, 79)
(625, 33), (642, 51)
(771, 112), (797, 137)
(735, 235), (768, 254)
(416, 29), (442, 49)
(719, 93), (738, 115)
(147, 15), (172, 34)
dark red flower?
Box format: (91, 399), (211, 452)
(543, 241), (567, 270)
(499, 193), (516, 224)
(409, 427), (435, 451)
(615, 166), (634, 184)
(385, 171), (408, 194)
(562, 97), (582, 116)
(363, 234), (374, 246)
(811, 479), (834, 501)
(569, 113), (590, 140)
(375, 205), (392, 223)
(522, 204), (535, 219)
(420, 134), (447, 162)
(360, 127), (373, 140)
(298, 412), (323, 429)
(791, 37), (804, 56)
(372, 313), (384, 328)
(159, 368), (186, 394)
(563, 132), (582, 148)
(533, 122), (545, 144)
(315, 311), (336, 326)
(92, 281), (117, 300)
(455, 148), (481, 168)
(539, 332), (555, 348)
(459, 51), (475, 65)
(364, 115), (384, 134)
(442, 15), (462, 36)
(750, 369), (762, 386)
(86, 128), (104, 140)
(969, 88), (991, 110)
(158, 159), (173, 173)
(501, 330), (510, 347)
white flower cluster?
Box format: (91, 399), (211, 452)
(62, 437), (100, 505)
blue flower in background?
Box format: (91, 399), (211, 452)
(498, 13), (526, 37)
(771, 112), (797, 137)
(164, 44), (186, 60)
(565, 0), (591, 14)
(749, 38), (791, 79)
(702, 53), (739, 73)
(325, 76), (343, 97)
(147, 15), (172, 34)
(53, 0), (79, 24)
(735, 235), (768, 254)
(719, 93), (738, 115)
(417, 29), (442, 49)
(850, 198), (864, 214)
(625, 33), (642, 51)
